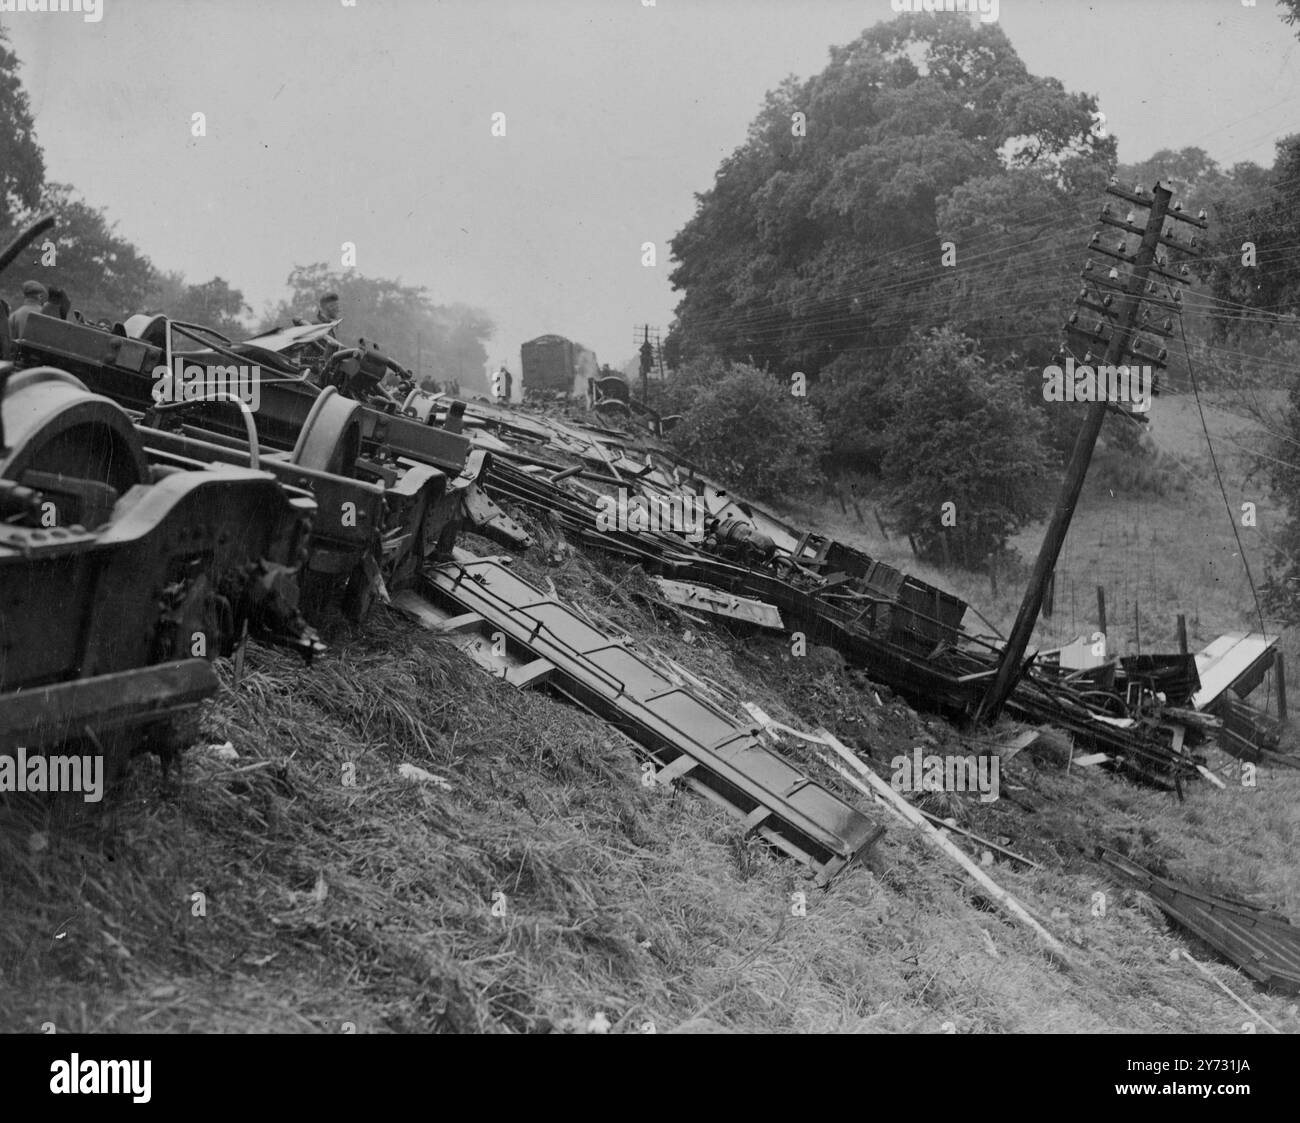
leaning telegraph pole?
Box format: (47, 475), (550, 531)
(975, 181), (1205, 724)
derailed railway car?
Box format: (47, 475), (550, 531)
(519, 334), (597, 400)
(10, 310), (526, 621)
(0, 218), (324, 781)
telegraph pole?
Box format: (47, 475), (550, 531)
(636, 323), (659, 407)
(975, 182), (1205, 724)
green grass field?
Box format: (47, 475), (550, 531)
(795, 388), (1295, 691)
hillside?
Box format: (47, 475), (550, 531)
(3, 469), (1299, 1033)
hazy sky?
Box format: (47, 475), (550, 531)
(4, 0), (1296, 373)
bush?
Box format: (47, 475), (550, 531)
(666, 361), (828, 500)
(810, 353), (898, 477)
(1264, 372), (1300, 625)
(880, 326), (1052, 570)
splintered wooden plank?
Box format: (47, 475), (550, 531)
(1071, 752), (1111, 767)
(392, 589), (453, 628)
(652, 577), (784, 630)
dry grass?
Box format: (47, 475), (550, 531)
(3, 534), (1299, 1035)
(3, 391), (1299, 1033)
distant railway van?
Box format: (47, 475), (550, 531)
(520, 334), (598, 399)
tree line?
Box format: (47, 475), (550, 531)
(657, 11), (1300, 605)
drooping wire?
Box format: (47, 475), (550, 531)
(1178, 316), (1269, 642)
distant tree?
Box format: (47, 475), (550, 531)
(1199, 135), (1300, 343)
(1209, 133), (1300, 621)
(880, 326), (1052, 570)
(1281, 0), (1300, 37)
(1264, 365), (1300, 625)
(1117, 147), (1230, 213)
(0, 29), (45, 233)
(432, 303), (496, 392)
(4, 183), (158, 323)
(261, 265), (494, 390)
(666, 360), (829, 501)
(150, 271), (251, 338)
(810, 351), (899, 476)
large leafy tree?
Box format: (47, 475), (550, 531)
(1281, 0), (1300, 35)
(667, 13), (1114, 379)
(1198, 136), (1300, 342)
(879, 326), (1052, 570)
(1264, 368), (1300, 624)
(2, 183), (158, 323)
(0, 29), (44, 234)
(1196, 134), (1300, 623)
(149, 272), (251, 339)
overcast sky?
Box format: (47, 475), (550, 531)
(4, 0), (1296, 373)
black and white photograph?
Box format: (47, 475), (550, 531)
(2, 0), (1299, 1078)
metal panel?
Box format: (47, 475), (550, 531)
(405, 558), (883, 884)
(1192, 632), (1278, 710)
(652, 577), (784, 630)
(15, 314), (474, 474)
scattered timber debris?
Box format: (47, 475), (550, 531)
(651, 577), (784, 631)
(382, 387), (1209, 789)
(7, 185), (1286, 906)
(1099, 848), (1300, 995)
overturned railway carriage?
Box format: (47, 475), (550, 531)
(0, 217), (323, 775)
(5, 307), (889, 880)
(450, 401), (1200, 788)
(0, 365), (322, 767)
(10, 312), (525, 621)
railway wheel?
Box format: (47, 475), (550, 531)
(291, 386), (363, 478)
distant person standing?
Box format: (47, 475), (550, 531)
(8, 280), (47, 342)
(312, 291), (342, 360)
(292, 290), (342, 375)
(313, 291), (340, 329)
(40, 286), (72, 321)
(495, 364), (513, 402)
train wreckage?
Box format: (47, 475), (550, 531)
(2, 189), (1296, 990)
